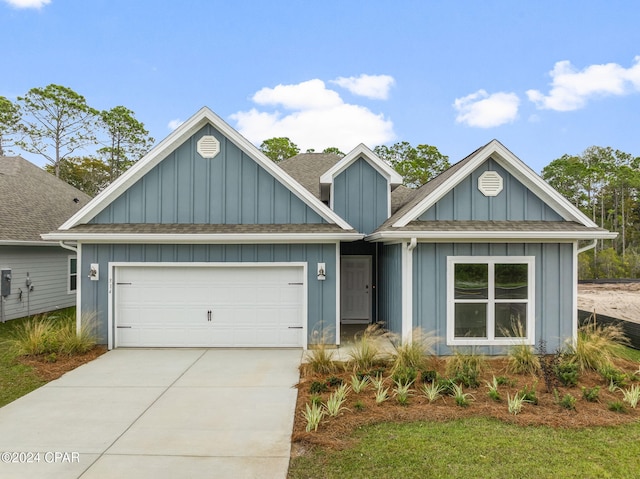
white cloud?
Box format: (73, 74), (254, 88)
(331, 74), (395, 99)
(453, 90), (520, 128)
(230, 79), (395, 152)
(527, 57), (640, 111)
(3, 0), (50, 8)
(167, 119), (184, 130)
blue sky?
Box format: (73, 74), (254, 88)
(2, 0), (639, 173)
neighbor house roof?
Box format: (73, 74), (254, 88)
(0, 156), (91, 245)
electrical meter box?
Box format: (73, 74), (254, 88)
(1, 269), (11, 297)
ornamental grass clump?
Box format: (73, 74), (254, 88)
(389, 328), (439, 373)
(393, 378), (414, 406)
(620, 384), (640, 409)
(569, 317), (629, 372)
(485, 376), (501, 402)
(350, 374), (369, 394)
(445, 349), (486, 388)
(507, 392), (527, 415)
(303, 402), (325, 432)
(347, 324), (388, 372)
(421, 381), (446, 403)
(505, 322), (540, 375)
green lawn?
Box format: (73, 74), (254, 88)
(288, 417), (640, 479)
(0, 316), (46, 407)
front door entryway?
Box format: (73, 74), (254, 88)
(340, 255), (372, 324)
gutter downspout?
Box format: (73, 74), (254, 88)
(577, 239), (597, 254)
(402, 238), (418, 344)
(58, 241), (78, 253)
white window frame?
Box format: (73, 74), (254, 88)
(446, 256), (535, 346)
(68, 255), (78, 294)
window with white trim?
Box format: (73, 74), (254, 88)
(446, 256), (535, 345)
(68, 256), (77, 293)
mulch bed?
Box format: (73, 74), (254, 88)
(291, 357), (640, 456)
(19, 346), (108, 382)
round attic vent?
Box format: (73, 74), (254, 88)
(478, 170), (503, 197)
(197, 135), (220, 159)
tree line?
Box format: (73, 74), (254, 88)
(0, 85), (154, 196)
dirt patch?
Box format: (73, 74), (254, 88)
(578, 282), (640, 324)
(291, 357), (640, 455)
(19, 346), (108, 382)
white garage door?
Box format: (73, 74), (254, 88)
(114, 264), (305, 348)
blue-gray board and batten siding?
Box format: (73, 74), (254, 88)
(419, 158), (564, 221)
(413, 242), (574, 355)
(90, 124), (326, 225)
(80, 243), (337, 345)
(378, 243), (403, 336)
(333, 157), (388, 235)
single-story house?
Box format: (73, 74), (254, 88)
(0, 156), (91, 322)
(43, 107), (616, 353)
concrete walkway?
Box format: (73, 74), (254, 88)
(0, 349), (302, 479)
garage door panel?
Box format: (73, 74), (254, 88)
(115, 265), (305, 348)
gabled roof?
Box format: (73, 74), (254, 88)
(367, 140), (617, 242)
(0, 156), (91, 245)
(390, 140), (598, 228)
(58, 107), (354, 232)
(319, 144), (403, 190)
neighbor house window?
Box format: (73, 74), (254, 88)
(446, 256), (534, 345)
(68, 256), (77, 293)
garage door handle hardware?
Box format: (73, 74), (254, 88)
(117, 326), (132, 329)
(288, 282), (304, 285)
(117, 282), (132, 285)
(288, 326), (303, 329)
(207, 310), (212, 322)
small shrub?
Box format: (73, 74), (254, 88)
(421, 381), (446, 403)
(326, 376), (343, 388)
(620, 384), (640, 409)
(421, 370), (438, 383)
(303, 402), (325, 432)
(309, 381), (328, 394)
(446, 349), (486, 388)
(558, 393), (577, 410)
(555, 361), (579, 387)
(44, 352), (57, 363)
(608, 401), (626, 413)
(436, 378), (456, 396)
(310, 394), (323, 406)
(518, 384), (538, 405)
(536, 341), (561, 393)
(391, 365), (417, 385)
(495, 376), (516, 387)
(599, 365), (627, 388)
(350, 374), (369, 393)
(353, 400), (365, 411)
(507, 392), (527, 415)
(582, 386), (600, 402)
(451, 383), (473, 407)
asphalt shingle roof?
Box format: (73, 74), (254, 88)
(0, 156), (91, 242)
(278, 153), (342, 199)
(65, 223), (355, 235)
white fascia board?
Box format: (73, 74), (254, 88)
(60, 107), (354, 231)
(41, 232), (364, 244)
(392, 140), (599, 228)
(366, 229), (618, 242)
(320, 143), (403, 186)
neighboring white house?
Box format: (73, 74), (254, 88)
(0, 156), (91, 322)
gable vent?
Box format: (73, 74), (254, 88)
(478, 170), (503, 197)
(197, 135), (220, 159)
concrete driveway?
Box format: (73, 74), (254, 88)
(0, 349), (302, 479)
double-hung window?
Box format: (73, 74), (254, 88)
(447, 256), (535, 346)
